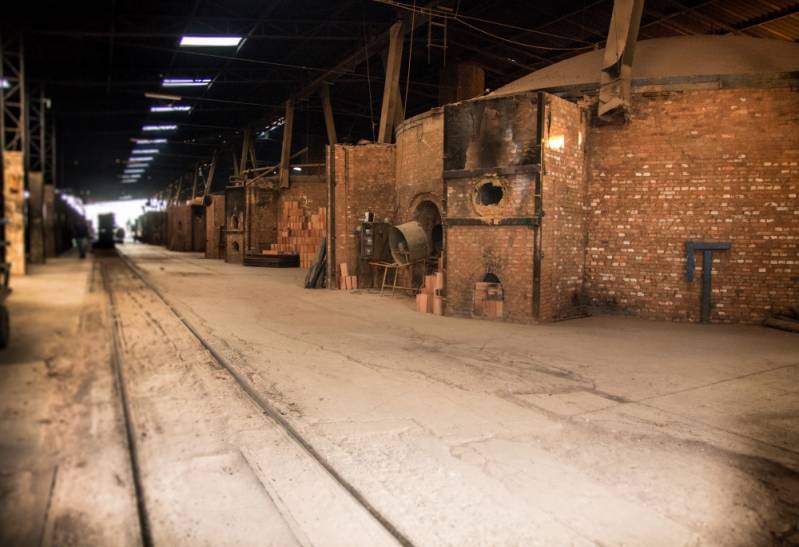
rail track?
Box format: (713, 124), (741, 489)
(102, 251), (413, 547)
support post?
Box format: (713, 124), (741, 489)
(326, 144), (336, 290)
(230, 148), (240, 177)
(319, 84), (337, 146)
(44, 184), (55, 258)
(190, 162), (199, 201)
(377, 21), (404, 143)
(239, 127), (252, 175)
(202, 151), (218, 202)
(27, 88), (46, 264)
(28, 171), (44, 264)
(279, 98), (294, 189)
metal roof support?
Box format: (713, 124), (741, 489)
(279, 98), (294, 189)
(598, 0), (645, 120)
(377, 21), (404, 143)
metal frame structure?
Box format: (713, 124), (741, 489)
(1, 33), (25, 154)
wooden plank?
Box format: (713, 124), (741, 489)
(319, 84), (337, 145)
(279, 98), (295, 189)
(3, 151), (26, 275)
(377, 21), (404, 143)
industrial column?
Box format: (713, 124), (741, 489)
(0, 33), (27, 276)
(27, 87), (48, 264)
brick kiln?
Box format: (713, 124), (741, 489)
(443, 92), (587, 323)
(330, 35), (799, 324)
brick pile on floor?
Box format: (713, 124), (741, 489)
(262, 201), (326, 268)
(416, 271), (444, 315)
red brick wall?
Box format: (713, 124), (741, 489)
(586, 86), (799, 323)
(246, 186), (278, 252)
(278, 176), (327, 213)
(334, 144), (397, 282)
(540, 94), (589, 320)
(395, 109), (444, 222)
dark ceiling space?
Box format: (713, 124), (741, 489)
(7, 0), (798, 201)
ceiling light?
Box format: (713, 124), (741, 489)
(131, 138), (167, 145)
(179, 36), (243, 47)
(125, 168), (145, 174)
(128, 156), (154, 162)
(162, 78), (211, 87)
(0, 79), (10, 89)
(145, 92), (182, 101)
(292, 167), (302, 172)
(150, 104), (192, 113)
(132, 149), (159, 154)
(142, 124), (177, 132)
(121, 181), (139, 184)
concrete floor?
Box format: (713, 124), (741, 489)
(2, 244), (798, 545)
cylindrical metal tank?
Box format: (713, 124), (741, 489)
(389, 221), (430, 264)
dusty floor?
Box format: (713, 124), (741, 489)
(2, 244), (798, 546)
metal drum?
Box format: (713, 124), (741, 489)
(388, 221), (430, 264)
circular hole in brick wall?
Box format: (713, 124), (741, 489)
(477, 182), (503, 206)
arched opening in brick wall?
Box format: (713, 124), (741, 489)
(474, 273), (504, 319)
(231, 241), (240, 252)
(230, 215), (239, 230)
(413, 200), (443, 257)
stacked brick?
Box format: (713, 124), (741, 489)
(262, 200), (327, 268)
(339, 263), (358, 290)
(416, 272), (444, 315)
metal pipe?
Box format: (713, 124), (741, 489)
(532, 91), (546, 320)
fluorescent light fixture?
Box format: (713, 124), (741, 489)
(150, 104), (192, 113)
(145, 92), (182, 101)
(128, 156), (154, 162)
(131, 149), (159, 154)
(179, 35), (242, 47)
(162, 78), (211, 87)
(292, 167), (302, 172)
(142, 124), (177, 132)
(124, 168), (145, 174)
(131, 138), (167, 144)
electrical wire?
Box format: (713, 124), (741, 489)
(371, 0), (596, 51)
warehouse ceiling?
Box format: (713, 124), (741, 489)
(9, 0), (799, 201)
